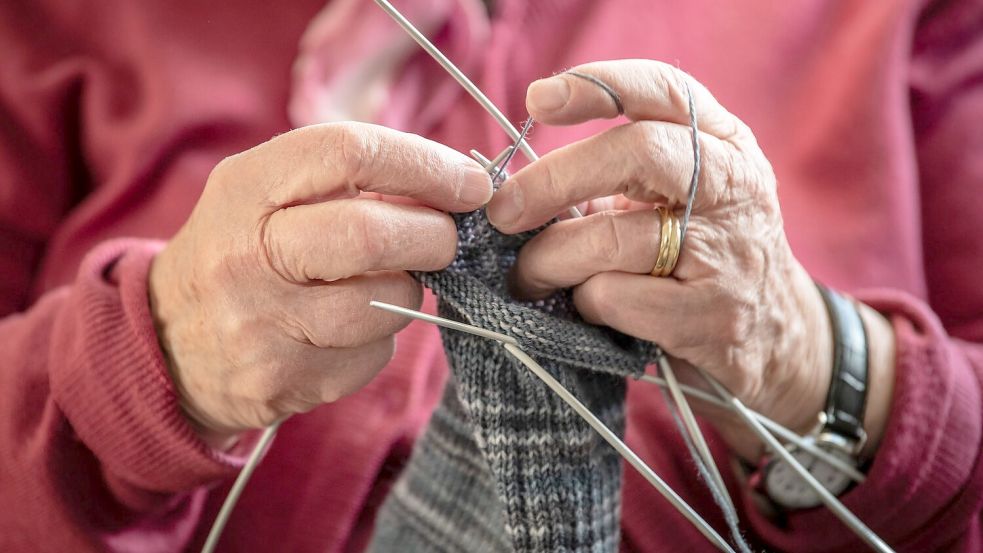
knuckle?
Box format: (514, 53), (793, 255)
(344, 205), (385, 274)
(578, 275), (616, 323)
(634, 121), (671, 161)
(207, 152), (251, 196)
(209, 154), (237, 184)
(537, 160), (569, 208)
(586, 212), (623, 266)
(652, 62), (691, 114)
(261, 214), (294, 282)
(332, 122), (374, 184)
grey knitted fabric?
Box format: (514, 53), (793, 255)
(370, 208), (659, 553)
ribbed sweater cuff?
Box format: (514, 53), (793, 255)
(49, 239), (245, 493)
(745, 288), (982, 551)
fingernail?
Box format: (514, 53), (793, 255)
(459, 166), (493, 206)
(487, 181), (524, 227)
(528, 77), (570, 112)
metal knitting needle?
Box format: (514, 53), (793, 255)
(370, 301), (519, 345)
(471, 146), (515, 184)
(372, 4), (717, 502)
(374, 300), (862, 482)
(698, 370), (894, 553)
(202, 419), (284, 553)
(373, 0), (582, 219)
(375, 0), (890, 551)
(657, 356), (735, 513)
(471, 146), (515, 175)
(503, 343), (735, 553)
(491, 117), (533, 184)
(370, 300), (735, 552)
(376, 299), (865, 485)
(638, 374), (865, 483)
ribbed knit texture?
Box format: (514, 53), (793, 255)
(371, 210), (659, 552)
(49, 240), (245, 492)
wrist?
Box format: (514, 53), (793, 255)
(764, 267), (835, 439)
(149, 245), (243, 450)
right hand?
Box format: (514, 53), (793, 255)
(148, 122), (491, 445)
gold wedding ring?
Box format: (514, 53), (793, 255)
(651, 206), (681, 277)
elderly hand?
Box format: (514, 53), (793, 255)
(149, 123), (491, 446)
(488, 60), (894, 459)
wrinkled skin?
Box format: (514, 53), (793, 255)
(487, 60), (894, 459)
(149, 122), (492, 445)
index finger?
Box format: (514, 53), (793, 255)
(525, 60), (751, 145)
(221, 122), (493, 212)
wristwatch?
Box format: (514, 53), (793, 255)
(762, 284), (869, 509)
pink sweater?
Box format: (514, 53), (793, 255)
(1, 0), (981, 551)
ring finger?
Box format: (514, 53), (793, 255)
(511, 208), (692, 300)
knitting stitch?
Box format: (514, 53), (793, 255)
(370, 208), (659, 553)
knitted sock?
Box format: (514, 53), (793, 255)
(370, 209), (659, 552)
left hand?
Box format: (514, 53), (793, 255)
(486, 59), (835, 458)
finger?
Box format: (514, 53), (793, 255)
(265, 199), (458, 282)
(219, 122), (492, 212)
(526, 59), (750, 144)
(573, 271), (704, 352)
(511, 210), (663, 300)
(583, 196), (652, 214)
(487, 120), (731, 232)
(285, 270), (422, 349)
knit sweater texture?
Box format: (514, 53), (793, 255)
(371, 210), (657, 552)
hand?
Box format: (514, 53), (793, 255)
(149, 122), (491, 446)
(487, 60), (894, 459)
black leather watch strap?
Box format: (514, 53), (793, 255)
(816, 284), (869, 445)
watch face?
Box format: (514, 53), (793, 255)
(764, 445), (855, 510)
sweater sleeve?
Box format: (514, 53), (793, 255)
(745, 2), (983, 551)
(0, 240), (248, 552)
(0, 7), (248, 552)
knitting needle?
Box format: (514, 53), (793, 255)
(362, 302), (859, 483)
(372, 0), (722, 508)
(371, 4), (884, 549)
(503, 343), (736, 553)
(491, 117), (533, 184)
(657, 356), (735, 513)
(471, 146), (514, 175)
(370, 301), (519, 345)
(699, 370), (895, 553)
(202, 419), (284, 553)
(373, 0), (582, 219)
(638, 374), (865, 483)
(370, 300), (735, 552)
(372, 301), (861, 482)
(471, 147), (515, 185)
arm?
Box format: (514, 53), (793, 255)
(0, 11), (492, 548)
(0, 12), (245, 549)
(749, 1), (983, 549)
(0, 241), (245, 551)
(490, 34), (982, 549)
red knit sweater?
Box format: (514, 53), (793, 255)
(1, 1), (981, 551)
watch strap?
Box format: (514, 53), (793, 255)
(816, 284), (869, 445)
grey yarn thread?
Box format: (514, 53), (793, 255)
(680, 79), (700, 243)
(492, 117), (533, 186)
(657, 79), (752, 552)
(565, 70), (625, 115)
(566, 71), (746, 549)
(656, 365), (753, 553)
